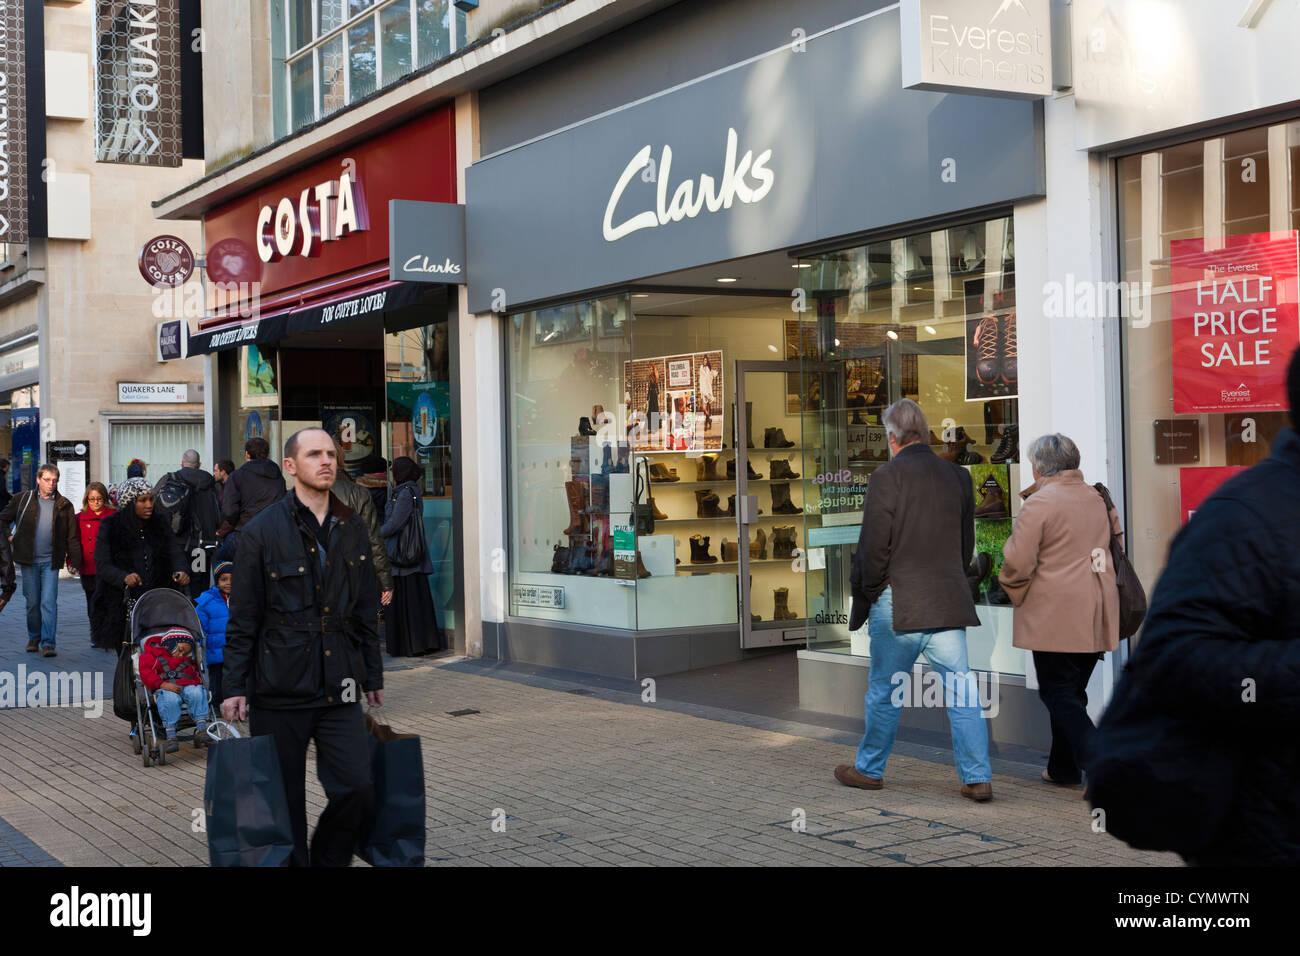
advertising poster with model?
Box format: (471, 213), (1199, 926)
(1170, 230), (1299, 414)
(240, 344), (279, 407)
(964, 283), (1018, 402)
(322, 404), (378, 477)
(624, 351), (724, 452)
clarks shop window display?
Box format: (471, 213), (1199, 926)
(796, 214), (1026, 675)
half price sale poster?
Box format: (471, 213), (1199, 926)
(1171, 231), (1300, 414)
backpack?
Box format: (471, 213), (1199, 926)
(155, 472), (194, 540)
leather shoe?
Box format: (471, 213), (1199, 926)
(25, 640), (39, 653)
(41, 647), (57, 658)
(1041, 769), (1083, 788)
(961, 782), (993, 802)
(834, 765), (883, 790)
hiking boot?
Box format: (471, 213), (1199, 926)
(961, 782), (993, 802)
(974, 484), (1008, 519)
(973, 316), (1001, 386)
(1000, 313), (1018, 386)
(835, 765), (883, 790)
(990, 424), (1019, 464)
(769, 458), (800, 480)
(764, 427), (795, 448)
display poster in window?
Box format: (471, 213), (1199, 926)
(239, 344), (278, 407)
(624, 350), (723, 452)
(1179, 466), (1248, 525)
(1171, 231), (1300, 414)
(964, 285), (1018, 403)
(46, 441), (90, 508)
(387, 381), (450, 465)
(322, 404), (378, 477)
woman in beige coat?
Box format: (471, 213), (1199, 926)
(999, 434), (1121, 787)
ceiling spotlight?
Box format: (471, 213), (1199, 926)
(632, 293), (650, 298)
(792, 263), (811, 269)
(886, 330), (899, 340)
(767, 344), (779, 353)
(716, 277), (738, 283)
(834, 338), (840, 346)
(924, 325), (937, 336)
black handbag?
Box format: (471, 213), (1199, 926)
(632, 457), (655, 536)
(1093, 483), (1148, 639)
(112, 645), (137, 722)
(388, 487), (428, 569)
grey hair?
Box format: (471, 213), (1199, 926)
(882, 398), (928, 446)
(1028, 433), (1081, 476)
(36, 463), (59, 479)
(181, 449), (201, 467)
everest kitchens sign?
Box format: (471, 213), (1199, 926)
(95, 0), (183, 167)
(0, 1), (28, 242)
(900, 0), (1052, 99)
(1171, 231), (1300, 414)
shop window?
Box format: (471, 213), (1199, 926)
(796, 215), (1023, 675)
(272, 0), (459, 137)
(1118, 120), (1300, 608)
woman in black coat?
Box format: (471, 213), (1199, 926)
(379, 457), (443, 656)
(92, 478), (189, 648)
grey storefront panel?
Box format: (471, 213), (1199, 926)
(466, 4), (1045, 313)
(478, 0), (896, 157)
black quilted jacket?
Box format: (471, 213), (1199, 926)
(1121, 427), (1300, 865)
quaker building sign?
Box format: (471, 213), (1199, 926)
(0, 2), (28, 241)
(94, 0), (183, 167)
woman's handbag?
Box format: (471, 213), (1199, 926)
(1093, 483), (1148, 639)
(632, 457), (655, 536)
(388, 488), (428, 569)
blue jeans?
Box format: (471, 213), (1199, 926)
(20, 564), (59, 648)
(154, 684), (209, 731)
(854, 587), (991, 784)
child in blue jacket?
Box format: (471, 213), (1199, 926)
(195, 561), (231, 706)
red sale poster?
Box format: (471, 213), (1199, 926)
(1171, 231), (1300, 414)
(1179, 466), (1247, 524)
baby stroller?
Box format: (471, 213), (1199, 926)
(125, 588), (211, 767)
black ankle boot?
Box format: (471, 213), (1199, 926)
(689, 535), (718, 564)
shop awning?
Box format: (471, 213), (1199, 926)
(188, 280), (430, 355)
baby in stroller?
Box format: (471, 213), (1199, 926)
(139, 627), (209, 752)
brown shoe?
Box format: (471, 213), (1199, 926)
(25, 640), (39, 652)
(835, 765), (883, 790)
(41, 647), (57, 658)
(961, 782), (993, 802)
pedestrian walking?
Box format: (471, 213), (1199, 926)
(154, 449), (222, 598)
(74, 482), (114, 647)
(212, 458), (235, 507)
(0, 463), (82, 657)
(92, 478), (190, 650)
(222, 427), (383, 867)
(0, 520), (16, 615)
(379, 456), (442, 656)
(835, 399), (993, 801)
(0, 458), (12, 513)
(195, 560), (232, 708)
(356, 454), (389, 519)
(215, 437), (286, 564)
(331, 439), (393, 607)
(1088, 348), (1300, 865)
(998, 433), (1121, 787)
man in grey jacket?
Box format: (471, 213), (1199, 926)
(835, 399), (993, 801)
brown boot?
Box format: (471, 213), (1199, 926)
(562, 481), (588, 534)
(749, 527), (767, 560)
(961, 782), (993, 802)
(835, 765), (883, 790)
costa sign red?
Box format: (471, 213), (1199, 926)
(1171, 231), (1300, 414)
(203, 108), (456, 305)
(138, 235), (195, 287)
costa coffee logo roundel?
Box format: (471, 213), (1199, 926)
(138, 235), (196, 287)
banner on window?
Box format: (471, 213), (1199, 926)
(623, 350), (724, 452)
(1171, 231), (1300, 414)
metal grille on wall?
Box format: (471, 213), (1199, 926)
(0, 2), (28, 241)
(94, 0), (183, 167)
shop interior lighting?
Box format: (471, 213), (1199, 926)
(886, 329), (899, 340)
(716, 277), (738, 283)
(924, 326), (937, 335)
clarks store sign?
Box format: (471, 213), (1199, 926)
(900, 0), (1051, 99)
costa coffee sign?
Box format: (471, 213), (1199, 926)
(139, 234), (195, 286)
(257, 171), (368, 261)
(202, 109), (456, 308)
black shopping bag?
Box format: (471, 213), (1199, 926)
(111, 647), (137, 722)
(204, 725), (295, 867)
(358, 715), (426, 867)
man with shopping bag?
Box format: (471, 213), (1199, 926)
(221, 427), (384, 867)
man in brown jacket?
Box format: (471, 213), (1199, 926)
(999, 433), (1121, 786)
(0, 463), (82, 656)
(835, 399), (993, 802)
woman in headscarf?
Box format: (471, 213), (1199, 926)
(92, 478), (190, 649)
(379, 457), (443, 656)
